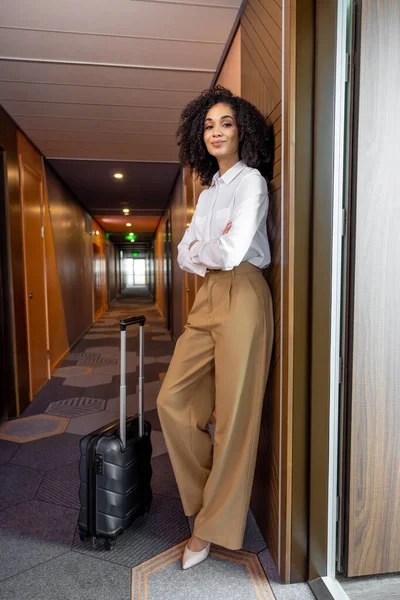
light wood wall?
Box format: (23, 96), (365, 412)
(45, 165), (98, 348)
(216, 27), (241, 95)
(42, 162), (70, 369)
(240, 0), (321, 582)
(240, 0), (283, 569)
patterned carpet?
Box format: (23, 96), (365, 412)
(0, 288), (315, 600)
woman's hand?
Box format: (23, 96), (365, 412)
(190, 220), (231, 250)
(223, 220), (232, 235)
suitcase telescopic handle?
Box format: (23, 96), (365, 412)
(120, 315), (146, 330)
(119, 315), (146, 448)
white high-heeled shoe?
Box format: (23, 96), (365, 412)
(182, 540), (211, 570)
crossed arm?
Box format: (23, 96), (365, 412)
(177, 172), (268, 276)
(189, 220), (232, 250)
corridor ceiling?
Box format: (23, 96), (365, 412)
(0, 0), (242, 244)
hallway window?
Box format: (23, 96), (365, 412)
(124, 258), (146, 286)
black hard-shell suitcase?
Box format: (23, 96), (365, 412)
(78, 315), (153, 550)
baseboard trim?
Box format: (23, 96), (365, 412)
(50, 346), (71, 371)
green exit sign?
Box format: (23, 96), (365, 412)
(132, 252), (139, 257)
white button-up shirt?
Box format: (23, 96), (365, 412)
(177, 160), (271, 277)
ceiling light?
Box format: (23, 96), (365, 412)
(126, 223), (132, 227)
(122, 208), (130, 214)
(114, 173), (123, 179)
(130, 240), (135, 243)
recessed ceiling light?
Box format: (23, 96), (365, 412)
(126, 222), (132, 227)
(130, 240), (134, 243)
(122, 208), (130, 214)
(114, 173), (123, 179)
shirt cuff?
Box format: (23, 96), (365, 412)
(183, 258), (207, 277)
(189, 241), (202, 263)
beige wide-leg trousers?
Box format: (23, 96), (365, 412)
(156, 261), (274, 550)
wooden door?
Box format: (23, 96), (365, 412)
(20, 163), (49, 399)
(342, 0), (400, 577)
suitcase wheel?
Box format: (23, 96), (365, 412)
(138, 505), (150, 518)
(104, 538), (116, 551)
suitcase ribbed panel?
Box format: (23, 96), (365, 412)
(78, 417), (152, 540)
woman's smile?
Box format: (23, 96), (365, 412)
(203, 102), (239, 171)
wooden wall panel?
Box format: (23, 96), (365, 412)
(241, 0), (282, 109)
(45, 164), (93, 347)
(0, 105), (25, 416)
(42, 165), (69, 370)
(241, 0), (283, 571)
(216, 27), (241, 95)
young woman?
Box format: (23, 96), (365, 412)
(156, 86), (274, 570)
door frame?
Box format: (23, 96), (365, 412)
(0, 147), (17, 421)
(308, 0), (353, 597)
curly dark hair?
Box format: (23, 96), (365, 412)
(176, 85), (274, 186)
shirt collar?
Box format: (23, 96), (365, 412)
(211, 160), (246, 187)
